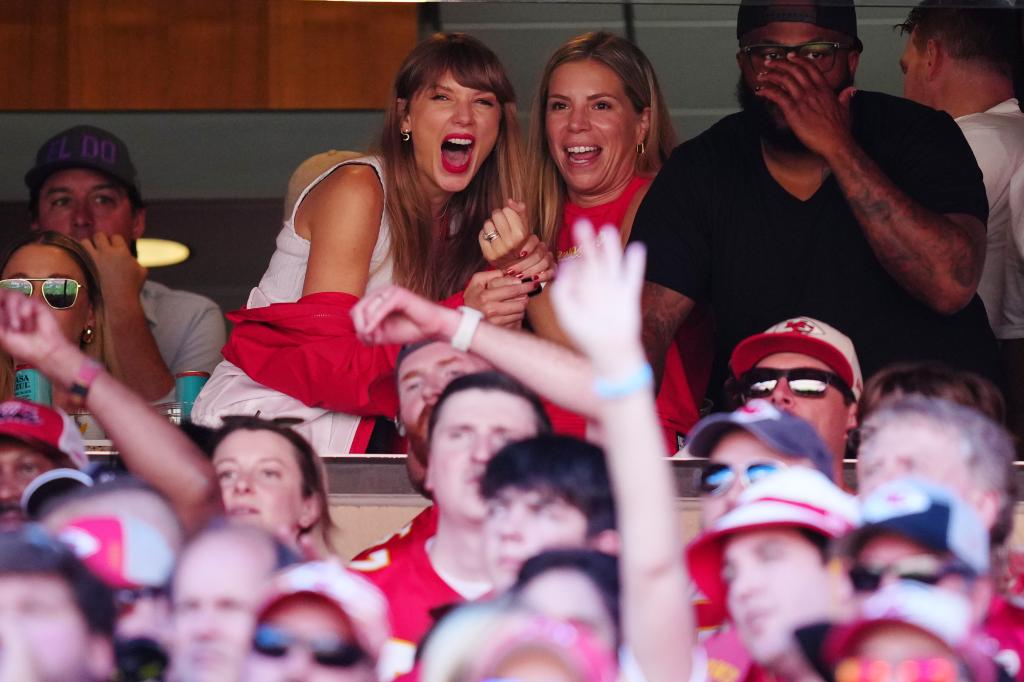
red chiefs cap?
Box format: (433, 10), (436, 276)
(686, 468), (859, 609)
(0, 400), (87, 470)
(256, 561), (391, 662)
(729, 317), (863, 399)
(58, 515), (175, 589)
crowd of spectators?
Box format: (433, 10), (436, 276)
(0, 0), (1022, 680)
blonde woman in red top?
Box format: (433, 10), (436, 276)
(482, 32), (713, 449)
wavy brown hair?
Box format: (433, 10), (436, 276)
(0, 231), (116, 398)
(377, 33), (524, 301)
(528, 32), (677, 250)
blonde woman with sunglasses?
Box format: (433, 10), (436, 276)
(0, 231), (116, 407)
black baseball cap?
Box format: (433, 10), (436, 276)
(25, 125), (141, 204)
(737, 0), (864, 52)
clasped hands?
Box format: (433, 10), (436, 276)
(464, 199), (556, 328)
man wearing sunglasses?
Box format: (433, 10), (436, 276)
(244, 561), (389, 682)
(629, 0), (997, 410)
(841, 478), (992, 625)
(25, 125), (225, 402)
(686, 398), (836, 529)
(729, 316), (861, 477)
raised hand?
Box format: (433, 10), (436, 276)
(755, 53), (856, 160)
(549, 220), (647, 374)
(0, 290), (81, 375)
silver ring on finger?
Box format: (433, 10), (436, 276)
(483, 231), (499, 242)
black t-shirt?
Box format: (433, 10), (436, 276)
(630, 90), (998, 395)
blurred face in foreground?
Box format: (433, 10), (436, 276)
(244, 594), (375, 682)
(856, 419), (996, 531)
(516, 568), (617, 651)
(170, 530), (277, 682)
(724, 528), (835, 667)
(701, 431), (809, 528)
(0, 573), (113, 682)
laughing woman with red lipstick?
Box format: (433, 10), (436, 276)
(493, 32), (715, 449)
(192, 34), (551, 454)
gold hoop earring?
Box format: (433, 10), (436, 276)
(401, 130), (411, 142)
(636, 142), (646, 155)
(81, 326), (95, 345)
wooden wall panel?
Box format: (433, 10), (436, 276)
(0, 0), (417, 111)
(0, 1), (70, 109)
(267, 1), (418, 110)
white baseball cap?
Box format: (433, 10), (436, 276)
(730, 317), (863, 399)
(686, 467), (860, 608)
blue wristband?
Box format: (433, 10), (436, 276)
(593, 363), (654, 400)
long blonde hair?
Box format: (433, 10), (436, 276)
(377, 33), (525, 301)
(528, 32), (677, 250)
(0, 231), (116, 398)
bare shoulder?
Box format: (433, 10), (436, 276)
(295, 163), (385, 240)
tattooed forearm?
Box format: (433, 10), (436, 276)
(827, 143), (984, 314)
(640, 282), (694, 388)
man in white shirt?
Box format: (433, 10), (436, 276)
(898, 5), (1024, 441)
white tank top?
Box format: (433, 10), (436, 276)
(247, 155), (394, 308)
(191, 155), (395, 454)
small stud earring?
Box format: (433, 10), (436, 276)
(81, 326), (95, 345)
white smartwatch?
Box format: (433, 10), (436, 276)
(451, 306), (484, 352)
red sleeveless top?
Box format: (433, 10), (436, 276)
(552, 176), (714, 450)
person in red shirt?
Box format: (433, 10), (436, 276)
(488, 31), (714, 451)
(349, 371), (550, 680)
(347, 340), (492, 610)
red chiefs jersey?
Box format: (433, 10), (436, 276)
(557, 176), (714, 450)
(349, 506), (457, 680)
(986, 596), (1024, 680)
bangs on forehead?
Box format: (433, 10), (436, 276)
(419, 57), (515, 104)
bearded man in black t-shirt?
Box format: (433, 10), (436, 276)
(629, 0), (998, 406)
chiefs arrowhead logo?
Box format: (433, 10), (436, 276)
(783, 319), (818, 335)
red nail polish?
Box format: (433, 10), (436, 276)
(519, 251), (528, 258)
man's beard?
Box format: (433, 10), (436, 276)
(406, 402), (434, 498)
(736, 74), (853, 153)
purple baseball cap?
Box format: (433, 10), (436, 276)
(25, 125), (141, 203)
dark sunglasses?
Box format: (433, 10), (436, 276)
(848, 556), (974, 593)
(699, 461), (786, 497)
(114, 586), (167, 610)
(0, 277), (84, 310)
(253, 624), (367, 668)
(739, 367), (855, 403)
